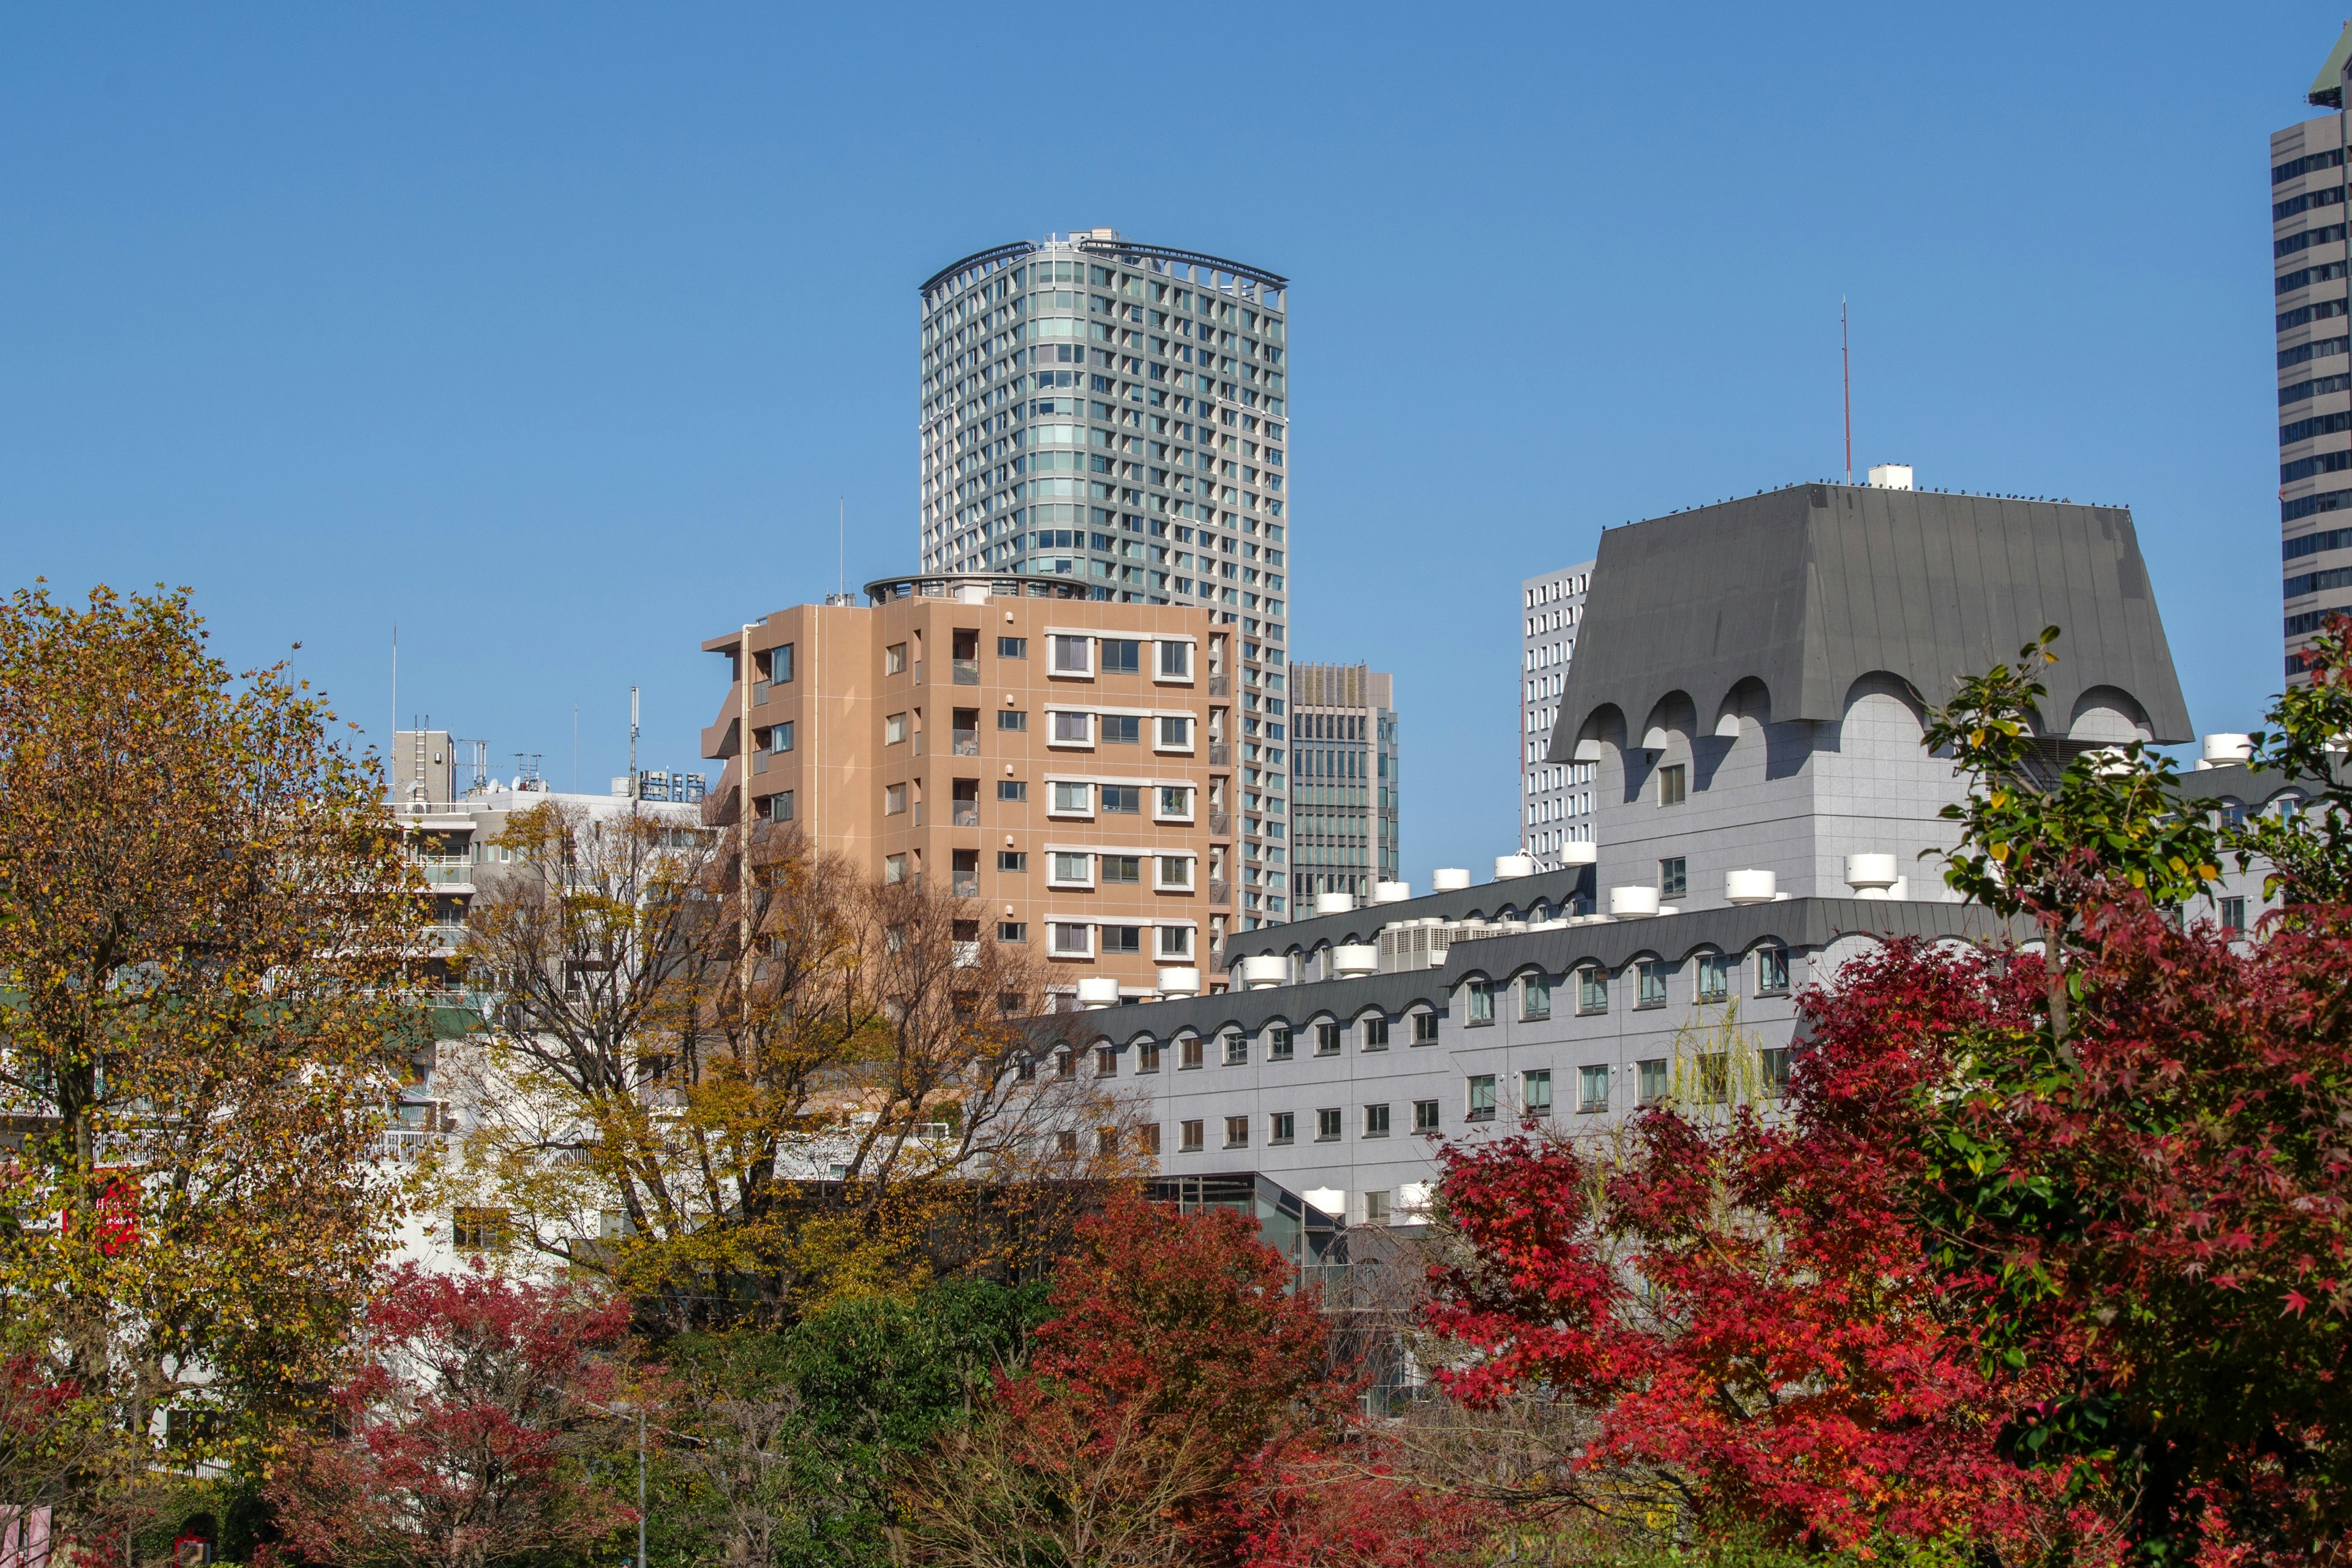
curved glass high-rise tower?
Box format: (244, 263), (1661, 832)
(917, 229), (1297, 925)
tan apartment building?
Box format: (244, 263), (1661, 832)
(701, 573), (1237, 1001)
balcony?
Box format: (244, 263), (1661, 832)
(913, 803), (925, 826)
(952, 728), (979, 756)
(1209, 674), (1230, 697)
(1210, 812), (1232, 837)
(1210, 879), (1232, 907)
(952, 658), (980, 685)
(952, 803), (979, 827)
(952, 939), (981, 965)
(952, 873), (979, 898)
(1208, 742), (1231, 767)
(913, 733), (925, 756)
(411, 856), (475, 888)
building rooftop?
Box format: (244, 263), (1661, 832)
(1550, 482), (2192, 764)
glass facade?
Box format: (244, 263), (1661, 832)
(1521, 560), (1596, 870)
(919, 231), (1295, 924)
(1286, 661), (1399, 903)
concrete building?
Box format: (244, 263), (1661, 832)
(1520, 560), (1594, 870)
(700, 573), (1238, 1001)
(2273, 21), (2352, 682)
(916, 230), (1295, 925)
(1287, 663), (1400, 906)
(1054, 479), (2266, 1227)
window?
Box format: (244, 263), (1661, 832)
(998, 636), (1028, 659)
(1316, 1107), (1342, 1141)
(1577, 966), (1608, 1014)
(1268, 1025), (1293, 1060)
(1362, 1016), (1390, 1050)
(885, 713), (908, 745)
(997, 781), (1028, 805)
(1466, 979), (1494, 1024)
(1698, 1053), (1729, 1104)
(884, 854), (907, 884)
(1521, 973), (1551, 1021)
(1223, 1033), (1248, 1066)
(1157, 715), (1193, 748)
(1414, 1099), (1441, 1133)
(1224, 1115), (1249, 1148)
(1755, 945), (1790, 995)
(1015, 1057), (1036, 1082)
(1363, 1103), (1391, 1137)
(1637, 961), (1667, 1008)
(1050, 851), (1093, 885)
(1158, 785), (1194, 818)
(1137, 1042), (1162, 1072)
(1100, 714), (1142, 745)
(1101, 925), (1142, 954)
(2220, 896), (2248, 934)
(1098, 1127), (1120, 1156)
(997, 920), (1027, 943)
(1050, 635), (1092, 674)
(1101, 784), (1142, 814)
(884, 782), (907, 816)
(1466, 1076), (1497, 1121)
(1157, 925), (1193, 958)
(1314, 1022), (1341, 1056)
(1051, 711), (1092, 745)
(998, 850), (1028, 872)
(1696, 953), (1732, 1003)
(1139, 1121), (1161, 1155)
(452, 1207), (512, 1252)
(1660, 858), (1687, 899)
(1101, 854), (1142, 884)
(1051, 782), (1090, 813)
(1156, 856), (1193, 890)
(1269, 1111), (1295, 1144)
(1364, 1190), (1392, 1223)
(1102, 639), (1142, 674)
(1412, 1011), (1439, 1045)
(1659, 764), (1686, 805)
(886, 643), (908, 675)
(768, 721), (795, 753)
(1760, 1047), (1792, 1098)
(1159, 640), (1192, 677)
(1049, 922), (1091, 957)
(1180, 1036), (1204, 1069)
(766, 790), (795, 823)
(998, 709), (1029, 731)
(1179, 1119), (1205, 1153)
(1578, 1065), (1609, 1114)
(768, 644), (795, 684)
(1637, 1058), (1668, 1106)
(1522, 1069), (1552, 1116)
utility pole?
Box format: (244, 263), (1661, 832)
(739, 624), (755, 1021)
(1841, 298), (1852, 487)
(636, 1403), (647, 1568)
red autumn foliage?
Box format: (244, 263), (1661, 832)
(264, 1263), (637, 1568)
(1423, 938), (2096, 1558)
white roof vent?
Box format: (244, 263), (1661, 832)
(1868, 463), (1915, 491)
(2199, 733), (2253, 769)
(1494, 854), (1536, 880)
(1371, 880), (1414, 903)
(1608, 885), (1660, 918)
(1314, 891), (1357, 916)
(1558, 842), (1597, 867)
(1431, 868), (1472, 892)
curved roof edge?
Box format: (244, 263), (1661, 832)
(1075, 238), (1288, 290)
(919, 241), (1038, 297)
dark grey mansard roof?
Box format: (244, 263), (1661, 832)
(1547, 484), (2192, 765)
(1079, 897), (2027, 1046)
(1218, 865), (1596, 966)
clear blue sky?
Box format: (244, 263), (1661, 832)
(0, 5), (2325, 875)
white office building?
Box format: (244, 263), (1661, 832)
(1521, 559), (1595, 870)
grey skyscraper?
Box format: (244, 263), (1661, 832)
(918, 228), (1297, 925)
(1520, 560), (1595, 870)
(1287, 662), (1398, 905)
(2275, 22), (2352, 681)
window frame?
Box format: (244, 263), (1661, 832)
(1577, 1064), (1610, 1114)
(1466, 1074), (1498, 1121)
(1577, 965), (1608, 1015)
(1520, 973), (1551, 1021)
(1362, 1102), (1391, 1138)
(1659, 762), (1686, 805)
(1049, 635), (1094, 677)
(1635, 960), (1668, 1009)
(1466, 979), (1495, 1025)
(1522, 1068), (1553, 1117)
(1755, 944), (1791, 995)
(1047, 921), (1093, 958)
(1412, 1098), (1441, 1133)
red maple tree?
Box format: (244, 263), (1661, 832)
(265, 1263), (638, 1568)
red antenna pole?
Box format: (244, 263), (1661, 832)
(1842, 298), (1852, 486)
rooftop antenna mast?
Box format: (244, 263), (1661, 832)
(1842, 298), (1853, 486)
(838, 497), (845, 600)
(629, 686), (640, 801)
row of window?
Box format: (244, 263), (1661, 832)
(1463, 948), (1790, 1021)
(1044, 922), (1193, 960)
(2283, 450), (2352, 484)
(2275, 147), (2345, 184)
(2276, 222), (2347, 261)
(2280, 371), (2351, 407)
(2279, 261), (2349, 296)
(2284, 488), (2352, 524)
(2285, 565), (2352, 599)
(2286, 523), (2352, 560)
(2280, 298), (2351, 332)
(1044, 851), (1196, 891)
(2276, 186), (2347, 221)
(2280, 334), (2347, 369)
(2282, 409), (2351, 446)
